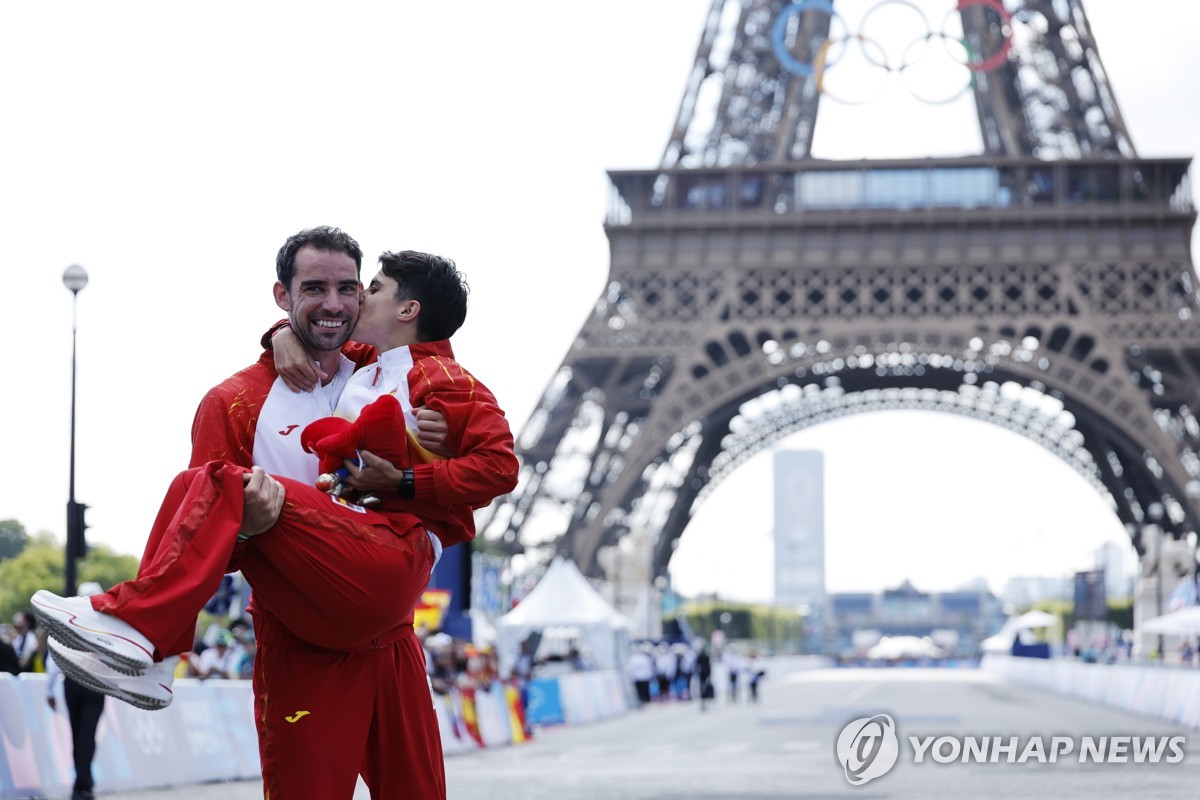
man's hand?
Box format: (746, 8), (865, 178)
(415, 406), (453, 457)
(240, 466), (285, 538)
(272, 327), (326, 393)
(345, 449), (403, 493)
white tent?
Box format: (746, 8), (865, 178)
(982, 613), (1047, 655)
(867, 635), (943, 660)
(1015, 609), (1059, 629)
(496, 557), (633, 675)
(1142, 606), (1200, 637)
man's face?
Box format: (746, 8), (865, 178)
(273, 245), (361, 355)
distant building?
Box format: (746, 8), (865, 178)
(1000, 575), (1072, 608)
(828, 580), (1005, 657)
(773, 450), (825, 616)
(1093, 540), (1134, 600)
(997, 540), (1134, 610)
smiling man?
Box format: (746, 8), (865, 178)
(188, 240), (518, 800)
(193, 227), (368, 489)
(36, 231), (516, 799)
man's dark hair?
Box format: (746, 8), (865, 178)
(276, 226), (363, 288)
(378, 250), (469, 341)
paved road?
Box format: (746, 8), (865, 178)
(84, 661), (1200, 800)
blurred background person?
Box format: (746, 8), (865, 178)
(654, 643), (676, 702)
(45, 582), (107, 800)
(695, 641), (714, 711)
(7, 609), (40, 674)
(227, 617), (256, 680)
(675, 642), (695, 700)
(626, 643), (654, 707)
(724, 646), (742, 704)
(426, 633), (459, 695)
(745, 649), (765, 703)
(0, 622), (19, 675)
(195, 630), (237, 679)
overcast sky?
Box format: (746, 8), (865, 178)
(2, 1), (1196, 602)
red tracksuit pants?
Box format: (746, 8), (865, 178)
(92, 460), (445, 799)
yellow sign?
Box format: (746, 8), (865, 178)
(414, 589), (452, 632)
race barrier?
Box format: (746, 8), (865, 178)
(1, 668), (629, 798)
(437, 669), (628, 751)
(0, 673), (259, 800)
(521, 670), (628, 727)
(981, 654), (1200, 731)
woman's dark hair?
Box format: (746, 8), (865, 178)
(378, 250), (469, 342)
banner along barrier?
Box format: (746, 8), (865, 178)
(1, 669), (628, 798)
(981, 654), (1200, 731)
(0, 673), (261, 800)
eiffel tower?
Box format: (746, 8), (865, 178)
(481, 0), (1197, 609)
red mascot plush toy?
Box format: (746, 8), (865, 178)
(300, 394), (412, 508)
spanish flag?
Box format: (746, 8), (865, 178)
(458, 686), (484, 746)
(503, 680), (531, 743)
(414, 588), (452, 631)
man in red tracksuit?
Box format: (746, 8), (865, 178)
(36, 230), (518, 799)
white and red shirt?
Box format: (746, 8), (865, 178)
(190, 339), (518, 548)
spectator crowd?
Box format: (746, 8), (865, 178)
(625, 640), (765, 709)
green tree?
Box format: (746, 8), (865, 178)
(1106, 598), (1133, 630)
(78, 548), (140, 594)
(0, 519), (29, 561)
(0, 533), (137, 622)
(0, 534), (62, 619)
(680, 598), (805, 654)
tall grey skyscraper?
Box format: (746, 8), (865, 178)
(774, 450), (826, 611)
(1094, 540), (1134, 600)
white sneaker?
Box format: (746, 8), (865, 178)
(31, 590), (154, 675)
(48, 639), (175, 711)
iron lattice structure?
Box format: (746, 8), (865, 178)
(481, 0), (1197, 582)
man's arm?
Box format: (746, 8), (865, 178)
(347, 368), (518, 508)
(406, 356), (520, 508)
(190, 363), (283, 544)
(260, 320), (377, 393)
(345, 356), (518, 547)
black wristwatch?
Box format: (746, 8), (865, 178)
(395, 468), (415, 499)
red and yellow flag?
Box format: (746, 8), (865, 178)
(414, 588), (452, 631)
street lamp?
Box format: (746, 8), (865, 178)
(63, 264), (88, 596)
(1147, 501), (1165, 661)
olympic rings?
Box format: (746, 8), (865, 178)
(770, 0), (844, 78)
(900, 33), (976, 104)
(771, 0), (1015, 105)
(855, 0), (932, 72)
(954, 0), (1012, 72)
(814, 35), (891, 105)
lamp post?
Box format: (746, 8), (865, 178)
(1148, 501), (1165, 661)
(1189, 481), (1200, 586)
(63, 264), (88, 596)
